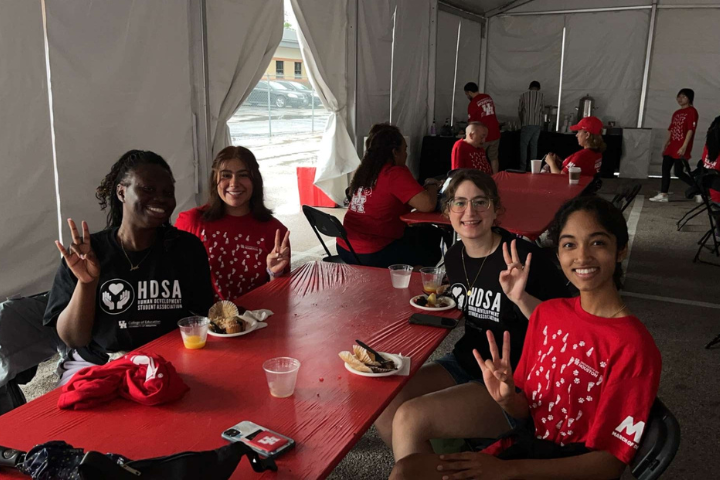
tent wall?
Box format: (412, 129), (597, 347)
(46, 1), (197, 240)
(486, 15), (563, 124)
(0, 0), (58, 299)
(644, 7), (720, 174)
(434, 11), (460, 127)
(453, 17), (483, 126)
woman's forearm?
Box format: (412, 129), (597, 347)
(513, 292), (542, 320)
(57, 280), (98, 348)
(499, 391), (530, 420)
(505, 450), (626, 480)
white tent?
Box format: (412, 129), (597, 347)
(2, 0), (719, 299)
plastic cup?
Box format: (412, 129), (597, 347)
(420, 267), (444, 294)
(263, 357), (301, 398)
(177, 316), (210, 350)
(388, 264), (413, 289)
(568, 167), (581, 184)
(531, 159), (542, 174)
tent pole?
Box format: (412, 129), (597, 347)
(500, 5), (651, 17)
(389, 5), (397, 124)
(637, 0), (657, 128)
(479, 17), (488, 93)
(450, 19), (461, 127)
(428, 1), (438, 133)
(556, 26), (566, 132)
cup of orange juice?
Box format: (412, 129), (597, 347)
(178, 316), (210, 350)
(420, 267), (444, 294)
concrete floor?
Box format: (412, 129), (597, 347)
(19, 171), (720, 479)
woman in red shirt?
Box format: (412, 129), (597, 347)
(176, 146), (290, 302)
(390, 196), (661, 480)
(546, 116), (605, 177)
(338, 124), (441, 267)
(701, 116), (720, 205)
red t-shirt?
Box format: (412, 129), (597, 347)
(701, 145), (720, 203)
(338, 164), (424, 254)
(175, 207), (289, 301)
(562, 149), (603, 177)
(484, 297), (661, 465)
(451, 139), (493, 174)
(468, 94), (501, 142)
(663, 107), (699, 160)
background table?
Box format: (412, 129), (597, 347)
(418, 131), (622, 183)
(0, 262), (460, 480)
(401, 172), (591, 241)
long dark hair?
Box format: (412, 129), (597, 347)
(350, 124), (404, 194)
(549, 196), (628, 290)
(203, 146), (272, 222)
(706, 116), (720, 163)
(96, 150), (174, 229)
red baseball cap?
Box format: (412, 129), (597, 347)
(570, 116), (603, 135)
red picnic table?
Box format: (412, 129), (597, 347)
(401, 171), (592, 241)
(0, 262), (461, 480)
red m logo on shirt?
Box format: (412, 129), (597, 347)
(615, 416), (646, 444)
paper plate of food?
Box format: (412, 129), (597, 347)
(339, 345), (403, 377)
(410, 293), (456, 312)
(206, 300), (267, 337)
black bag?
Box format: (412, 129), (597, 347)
(6, 440), (276, 479)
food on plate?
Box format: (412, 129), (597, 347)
(208, 301), (248, 334)
(413, 294), (449, 309)
(339, 346), (398, 374)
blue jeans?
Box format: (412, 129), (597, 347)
(520, 125), (542, 171)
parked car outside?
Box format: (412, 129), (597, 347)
(246, 80), (306, 108)
(276, 81), (322, 108)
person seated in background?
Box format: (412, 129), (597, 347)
(465, 82), (501, 173)
(176, 146), (290, 302)
(700, 115), (720, 205)
(375, 170), (569, 461)
(545, 116), (605, 177)
(45, 151), (214, 385)
(451, 122), (493, 175)
(390, 196), (661, 480)
(338, 123), (442, 268)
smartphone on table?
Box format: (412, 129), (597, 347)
(222, 421), (295, 459)
(409, 313), (459, 329)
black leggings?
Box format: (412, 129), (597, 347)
(337, 225), (444, 268)
(660, 155), (695, 193)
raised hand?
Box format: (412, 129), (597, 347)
(498, 240), (531, 304)
(55, 219), (100, 284)
(266, 229), (291, 276)
(474, 330), (515, 405)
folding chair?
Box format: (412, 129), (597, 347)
(621, 183), (642, 212)
(301, 205), (361, 265)
(630, 397), (681, 480)
(680, 161), (720, 266)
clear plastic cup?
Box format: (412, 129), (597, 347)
(420, 267), (444, 294)
(263, 357), (301, 398)
(568, 167), (581, 184)
(177, 316), (210, 350)
(388, 264), (413, 289)
(531, 159), (542, 174)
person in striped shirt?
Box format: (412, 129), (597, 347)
(518, 81), (545, 171)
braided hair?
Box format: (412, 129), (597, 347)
(349, 124), (404, 194)
(706, 116), (720, 164)
(96, 150), (174, 229)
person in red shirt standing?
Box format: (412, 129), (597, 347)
(650, 88), (699, 203)
(451, 122), (493, 174)
(338, 124), (441, 268)
(390, 196), (661, 480)
(546, 116), (605, 177)
(465, 82), (501, 173)
(176, 146), (290, 302)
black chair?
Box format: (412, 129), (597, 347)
(678, 160), (720, 266)
(630, 398), (681, 480)
(302, 205), (361, 265)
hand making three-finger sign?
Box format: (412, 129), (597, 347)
(473, 330), (515, 405)
(498, 239), (531, 304)
(266, 229), (291, 276)
(54, 219), (100, 284)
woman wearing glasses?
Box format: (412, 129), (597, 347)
(375, 169), (569, 462)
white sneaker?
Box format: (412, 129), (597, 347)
(649, 193), (668, 203)
(695, 195), (703, 204)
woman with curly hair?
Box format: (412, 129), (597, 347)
(44, 150), (214, 384)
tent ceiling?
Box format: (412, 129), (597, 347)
(440, 0), (535, 17)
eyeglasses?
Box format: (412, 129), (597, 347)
(448, 197), (493, 213)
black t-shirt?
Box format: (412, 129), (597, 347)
(44, 227), (214, 365)
(446, 228), (569, 379)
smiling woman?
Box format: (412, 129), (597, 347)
(175, 146), (290, 302)
(44, 150), (214, 384)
